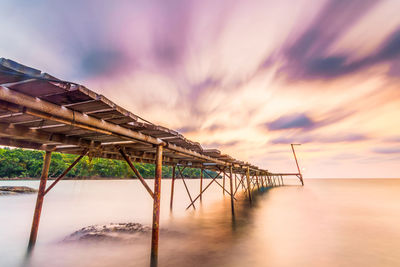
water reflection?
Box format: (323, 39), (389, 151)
(1, 179), (400, 267)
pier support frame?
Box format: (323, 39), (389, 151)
(291, 144), (304, 186)
(44, 149), (88, 195)
(246, 167), (252, 203)
(229, 166), (235, 216)
(28, 150), (52, 251)
(222, 172), (225, 195)
(119, 148), (154, 198)
(170, 166), (175, 211)
(200, 168), (203, 202)
(186, 169), (224, 209)
(150, 145), (163, 267)
(177, 166), (196, 210)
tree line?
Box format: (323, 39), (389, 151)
(0, 148), (210, 179)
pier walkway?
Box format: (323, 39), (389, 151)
(0, 58), (303, 266)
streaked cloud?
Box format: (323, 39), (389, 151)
(0, 0), (399, 178)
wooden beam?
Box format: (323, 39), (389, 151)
(0, 137), (55, 151)
(0, 122), (99, 149)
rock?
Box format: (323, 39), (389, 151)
(0, 186), (37, 195)
(64, 223), (152, 243)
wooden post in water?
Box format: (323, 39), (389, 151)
(28, 150), (52, 251)
(256, 173), (260, 190)
(170, 166), (175, 211)
(200, 168), (203, 202)
(229, 166), (235, 216)
(246, 166), (252, 203)
(151, 145), (163, 267)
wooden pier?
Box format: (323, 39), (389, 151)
(0, 58), (303, 266)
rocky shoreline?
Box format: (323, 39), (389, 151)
(0, 186), (37, 196)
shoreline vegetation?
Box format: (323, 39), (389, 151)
(0, 147), (213, 180)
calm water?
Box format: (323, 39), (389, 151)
(0, 178), (399, 267)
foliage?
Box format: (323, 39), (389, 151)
(0, 148), (213, 179)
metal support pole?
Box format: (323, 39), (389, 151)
(200, 168), (204, 202)
(177, 167), (196, 210)
(229, 166), (235, 216)
(150, 145), (163, 267)
(291, 144), (304, 186)
(222, 172), (225, 195)
(44, 149), (88, 196)
(170, 166), (175, 211)
(186, 170), (224, 210)
(234, 173), (237, 190)
(246, 167), (252, 203)
(234, 173), (246, 195)
(28, 150), (52, 251)
(119, 148), (154, 198)
(256, 174), (260, 190)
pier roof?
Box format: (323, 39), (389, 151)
(0, 58), (266, 174)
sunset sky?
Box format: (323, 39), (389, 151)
(1, 0), (399, 178)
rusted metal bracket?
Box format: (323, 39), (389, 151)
(177, 166), (196, 210)
(186, 169), (224, 210)
(44, 148), (89, 196)
(118, 146), (154, 199)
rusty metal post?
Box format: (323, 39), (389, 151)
(246, 167), (252, 203)
(229, 166), (235, 216)
(222, 172), (225, 195)
(234, 173), (237, 190)
(28, 150), (52, 251)
(291, 144), (304, 186)
(170, 166), (175, 211)
(261, 174), (265, 188)
(150, 145), (163, 267)
(200, 168), (203, 202)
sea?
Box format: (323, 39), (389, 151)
(0, 178), (399, 267)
